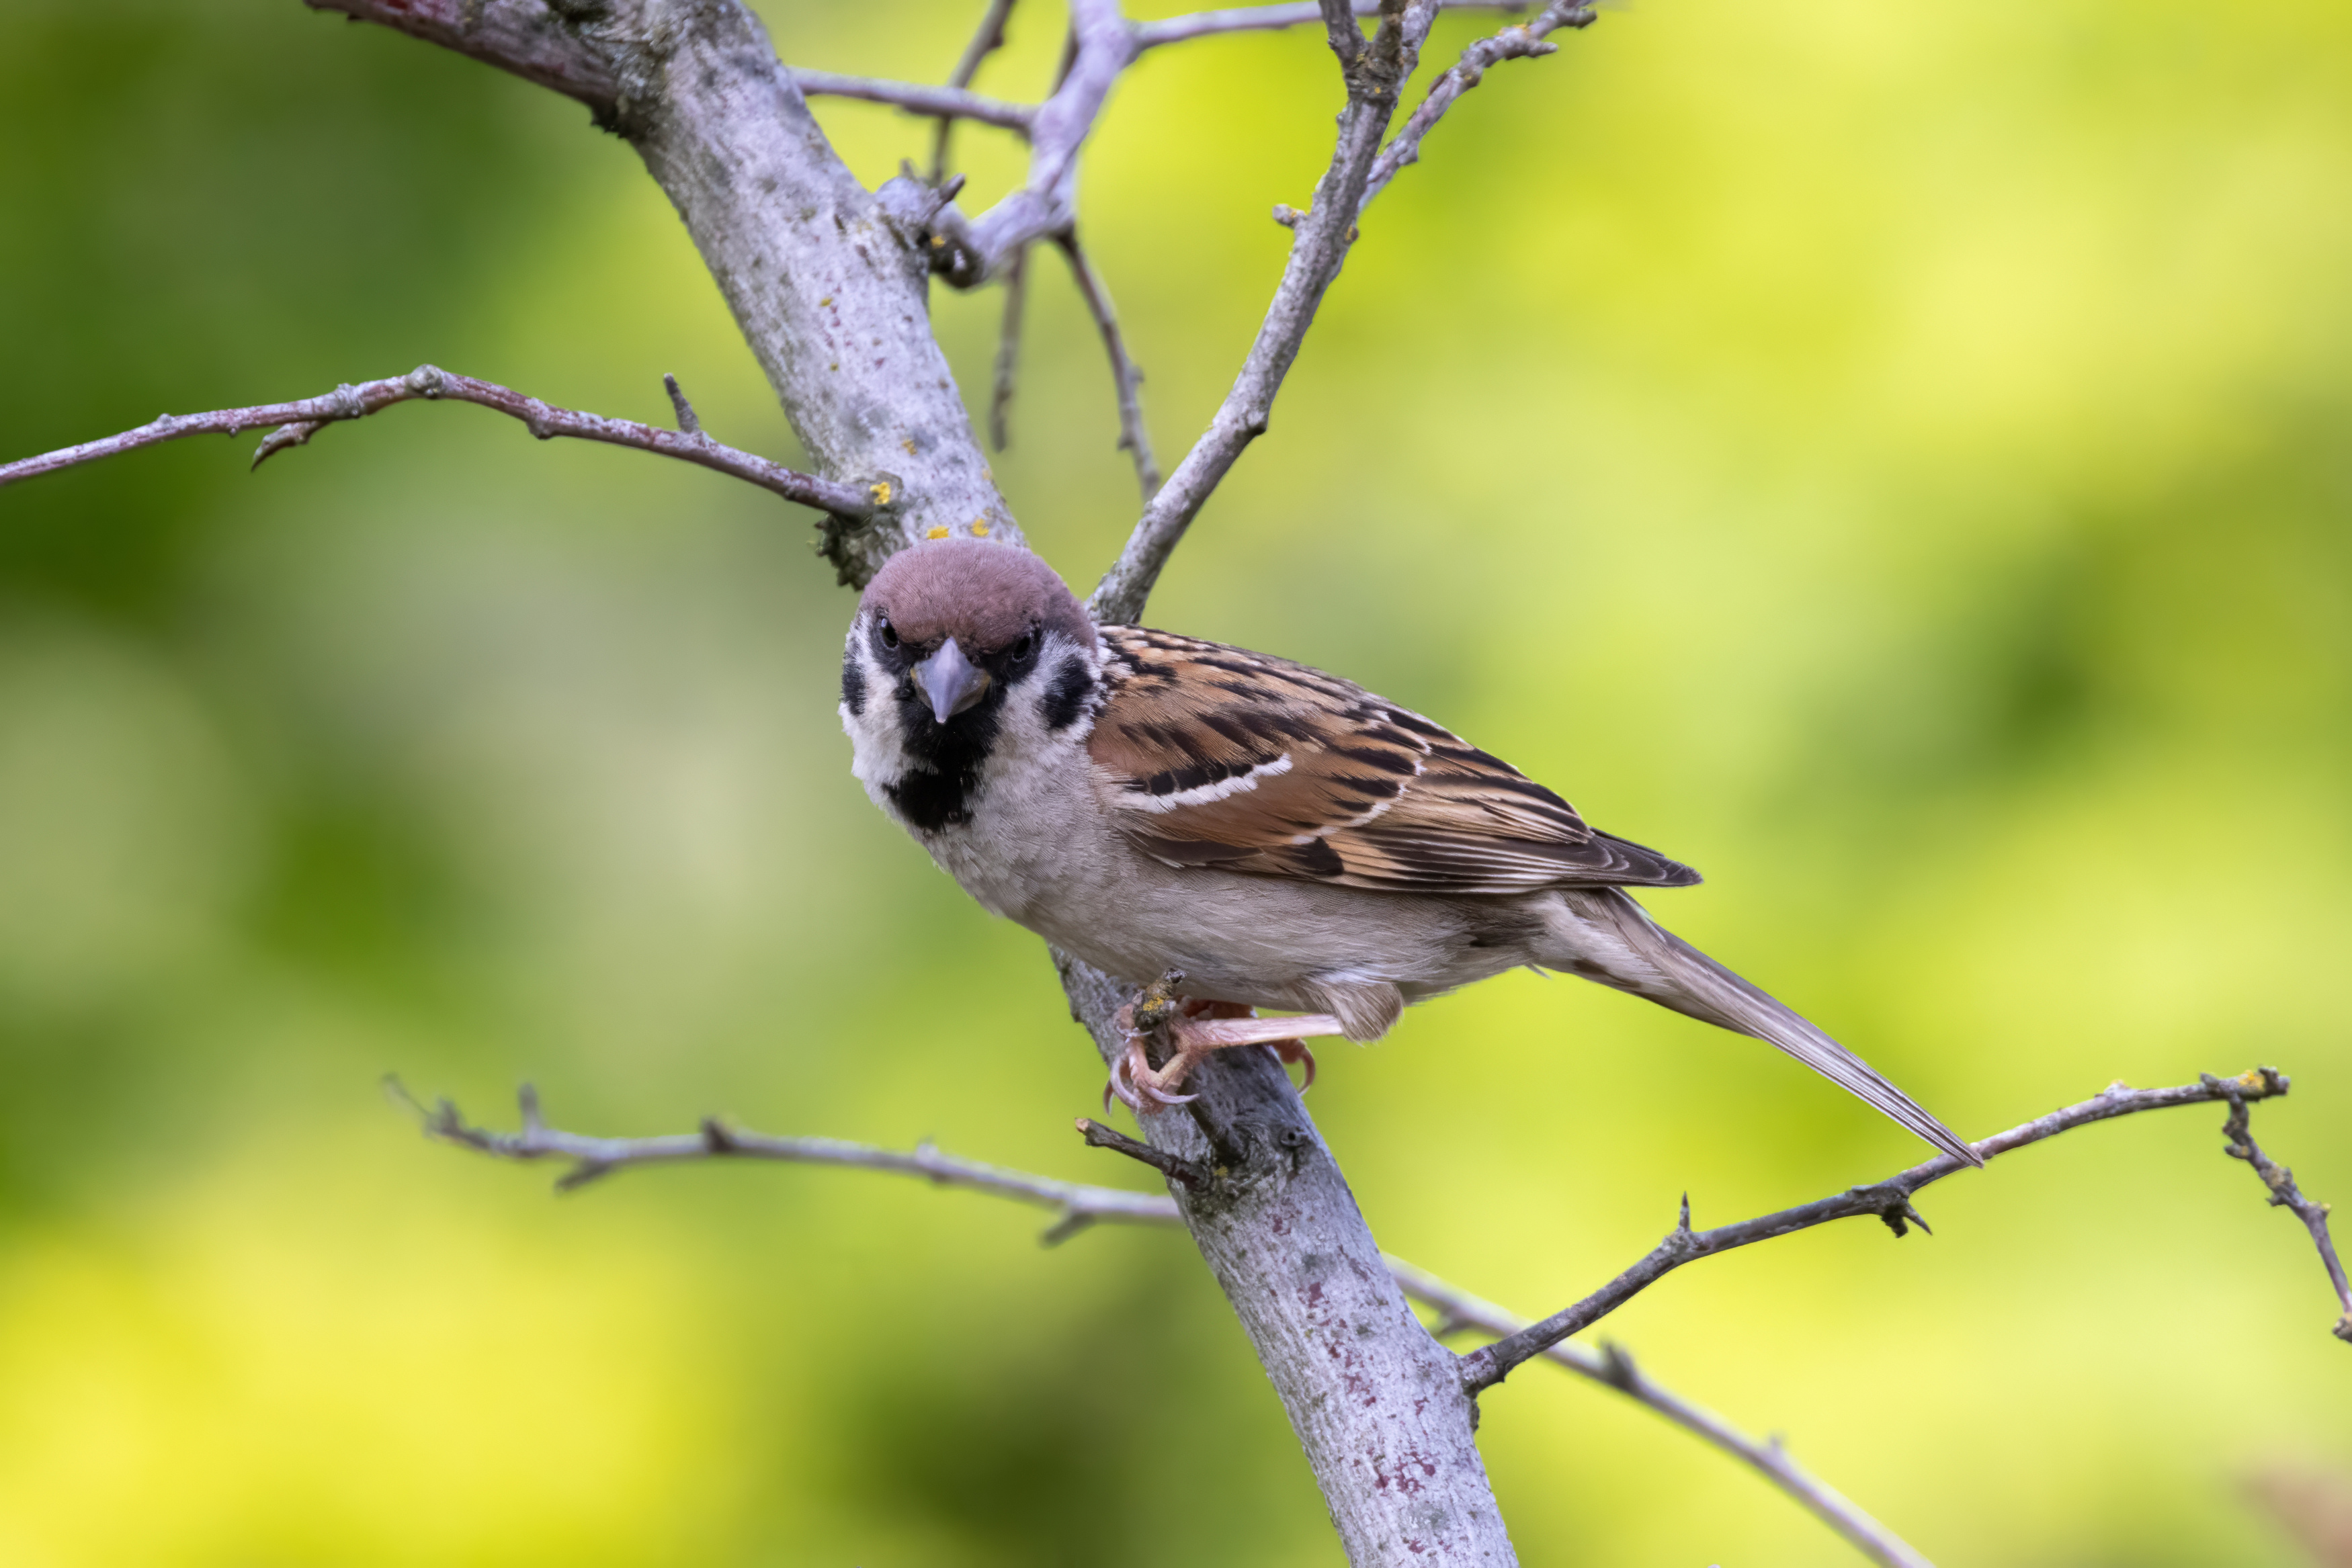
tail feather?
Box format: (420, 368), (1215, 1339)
(1556, 889), (1982, 1168)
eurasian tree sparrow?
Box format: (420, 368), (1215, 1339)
(839, 541), (1977, 1166)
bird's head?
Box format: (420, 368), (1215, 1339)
(844, 540), (1097, 732)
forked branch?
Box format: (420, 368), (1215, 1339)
(1460, 1068), (2344, 1392)
(1361, 0), (1596, 210)
(397, 1079), (1931, 1565)
(1389, 1258), (1935, 1568)
(1089, 0), (1447, 621)
(0, 365), (882, 517)
(1091, 0), (1594, 618)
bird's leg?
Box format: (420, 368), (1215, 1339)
(1108, 980), (1345, 1114)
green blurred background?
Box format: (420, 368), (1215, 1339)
(2, 0), (2348, 1562)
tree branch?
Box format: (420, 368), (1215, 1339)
(1134, 0), (1529, 50)
(1054, 230), (1162, 500)
(1050, 949), (1515, 1561)
(989, 245), (1032, 452)
(0, 364), (880, 517)
(788, 67), (1035, 134)
(933, 0), (1025, 179)
(1359, 0), (1595, 213)
(388, 1078), (1183, 1245)
(1460, 1068), (2332, 1393)
(1089, 0), (1443, 621)
(943, 0), (1141, 283)
(304, 0), (619, 114)
(398, 1078), (1931, 1564)
(267, 5), (1519, 1559)
(354, 0), (1026, 577)
(1386, 1259), (1936, 1568)
(2216, 1076), (2352, 1343)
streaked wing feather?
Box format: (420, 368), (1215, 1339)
(1087, 627), (1699, 895)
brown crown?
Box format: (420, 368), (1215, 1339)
(860, 540), (1096, 653)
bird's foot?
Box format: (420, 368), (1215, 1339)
(1107, 990), (1343, 1115)
(1264, 1036), (1318, 1094)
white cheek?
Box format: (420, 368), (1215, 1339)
(840, 641), (906, 784)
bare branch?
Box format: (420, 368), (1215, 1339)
(1075, 1115), (1208, 1188)
(1461, 1068), (2320, 1393)
(304, 0), (618, 114)
(950, 0), (1141, 281)
(1388, 1259), (1937, 1568)
(333, 0), (1025, 578)
(1316, 0), (1370, 69)
(1135, 0), (1529, 50)
(933, 0), (1025, 179)
(1361, 0), (1594, 212)
(789, 67), (1036, 134)
(399, 1074), (1927, 1561)
(1089, 0), (1443, 621)
(2215, 1075), (2352, 1342)
(1054, 230), (1163, 500)
(990, 246), (1032, 452)
(389, 1078), (1183, 1243)
(0, 364), (880, 517)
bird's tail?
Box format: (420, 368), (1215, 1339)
(1549, 889), (1982, 1168)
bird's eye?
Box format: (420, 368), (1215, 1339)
(1007, 630), (1036, 664)
(878, 616), (899, 649)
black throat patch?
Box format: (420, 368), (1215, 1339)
(885, 679), (1007, 832)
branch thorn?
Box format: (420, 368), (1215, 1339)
(663, 372), (702, 435)
(1075, 1116), (1208, 1189)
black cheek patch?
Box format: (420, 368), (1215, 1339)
(1041, 655), (1093, 732)
(841, 652), (868, 717)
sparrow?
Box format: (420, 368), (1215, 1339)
(838, 539), (1978, 1166)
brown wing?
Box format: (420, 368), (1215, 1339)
(1086, 627), (1699, 895)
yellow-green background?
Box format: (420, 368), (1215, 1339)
(2, 0), (2347, 1562)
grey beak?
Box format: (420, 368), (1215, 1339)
(914, 636), (989, 725)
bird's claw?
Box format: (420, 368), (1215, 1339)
(1106, 993), (1331, 1113)
(1108, 1026), (1198, 1113)
(1264, 1038), (1317, 1094)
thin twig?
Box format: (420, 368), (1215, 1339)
(1388, 1258), (1937, 1568)
(1360, 0), (1595, 212)
(790, 67), (1036, 134)
(1135, 0), (1529, 49)
(1076, 1116), (1208, 1188)
(1089, 0), (1443, 621)
(1054, 230), (1162, 500)
(2212, 1074), (2352, 1342)
(387, 1078), (1182, 1243)
(1461, 1068), (2318, 1393)
(0, 365), (881, 517)
(933, 0), (1025, 179)
(396, 1076), (1927, 1561)
(990, 245), (1031, 451)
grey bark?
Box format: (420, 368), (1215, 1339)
(1057, 958), (1513, 1563)
(308, 1), (1518, 1559)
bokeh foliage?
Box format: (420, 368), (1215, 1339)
(1, 0), (2348, 1562)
